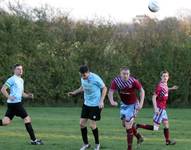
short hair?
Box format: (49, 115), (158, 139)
(120, 66), (130, 72)
(13, 64), (22, 69)
(79, 65), (89, 74)
(160, 70), (169, 76)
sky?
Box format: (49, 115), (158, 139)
(1, 0), (191, 23)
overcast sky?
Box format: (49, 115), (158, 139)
(1, 0), (191, 23)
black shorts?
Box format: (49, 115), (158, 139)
(5, 102), (28, 120)
(81, 104), (102, 121)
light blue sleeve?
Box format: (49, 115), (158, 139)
(5, 77), (14, 88)
(95, 75), (105, 88)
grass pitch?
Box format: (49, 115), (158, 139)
(0, 107), (191, 150)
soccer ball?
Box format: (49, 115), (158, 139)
(148, 0), (160, 12)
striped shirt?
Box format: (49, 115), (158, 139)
(110, 76), (142, 105)
(155, 81), (168, 109)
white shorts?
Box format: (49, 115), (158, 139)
(153, 108), (168, 125)
(120, 102), (139, 122)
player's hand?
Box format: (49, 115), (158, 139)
(67, 92), (76, 96)
(171, 85), (178, 90)
(154, 107), (160, 115)
(28, 93), (34, 99)
(8, 95), (16, 101)
(99, 101), (104, 109)
(136, 103), (143, 110)
(110, 101), (118, 107)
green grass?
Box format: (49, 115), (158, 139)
(0, 107), (191, 150)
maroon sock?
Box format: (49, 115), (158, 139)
(126, 128), (133, 150)
(164, 128), (170, 142)
(132, 126), (142, 139)
(137, 124), (154, 130)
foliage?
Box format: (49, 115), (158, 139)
(0, 4), (191, 106)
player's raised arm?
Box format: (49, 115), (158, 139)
(68, 86), (83, 96)
(168, 85), (178, 91)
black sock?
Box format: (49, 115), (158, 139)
(25, 123), (36, 141)
(81, 127), (88, 144)
(0, 120), (3, 126)
(92, 128), (99, 144)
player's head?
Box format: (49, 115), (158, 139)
(160, 70), (169, 83)
(79, 65), (90, 79)
(120, 67), (130, 81)
(13, 64), (23, 76)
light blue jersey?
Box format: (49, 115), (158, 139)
(5, 75), (24, 103)
(81, 72), (105, 107)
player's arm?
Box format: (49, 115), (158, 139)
(138, 87), (145, 110)
(1, 85), (15, 100)
(68, 86), (83, 96)
(99, 86), (107, 109)
(134, 80), (145, 110)
(22, 92), (34, 99)
(152, 94), (159, 114)
(108, 89), (118, 106)
(108, 80), (118, 106)
(168, 85), (178, 91)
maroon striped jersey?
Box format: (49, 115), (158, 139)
(110, 76), (142, 105)
(154, 81), (168, 109)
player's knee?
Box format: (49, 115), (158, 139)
(121, 119), (126, 128)
(163, 121), (169, 128)
(90, 123), (97, 130)
(125, 122), (132, 129)
(80, 122), (86, 128)
(154, 125), (159, 131)
(3, 118), (11, 125)
(24, 116), (31, 123)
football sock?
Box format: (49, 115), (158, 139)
(92, 128), (99, 144)
(127, 128), (133, 150)
(81, 127), (88, 144)
(164, 128), (170, 142)
(25, 123), (36, 141)
(132, 126), (142, 139)
(137, 124), (154, 130)
(0, 119), (2, 126)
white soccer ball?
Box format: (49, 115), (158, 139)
(148, 0), (160, 12)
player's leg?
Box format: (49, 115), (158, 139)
(24, 116), (43, 145)
(0, 116), (12, 126)
(131, 103), (144, 144)
(132, 122), (144, 144)
(16, 103), (43, 145)
(0, 105), (15, 126)
(89, 106), (101, 150)
(24, 116), (35, 141)
(136, 108), (164, 131)
(162, 111), (176, 145)
(80, 118), (90, 149)
(80, 105), (91, 149)
(136, 123), (154, 130)
(125, 119), (134, 150)
(89, 120), (100, 150)
(120, 104), (137, 150)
